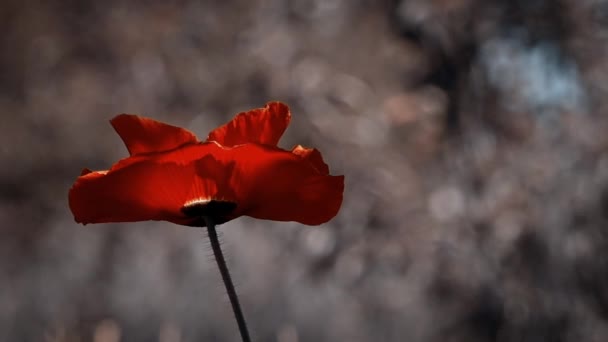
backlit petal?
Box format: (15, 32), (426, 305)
(291, 145), (330, 175)
(206, 102), (291, 147)
(111, 114), (199, 155)
(70, 107), (344, 227)
(224, 144), (344, 225)
(69, 143), (237, 226)
(80, 168), (93, 176)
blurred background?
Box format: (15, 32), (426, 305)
(2, 0), (608, 341)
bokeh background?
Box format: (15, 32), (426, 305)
(2, 0), (608, 341)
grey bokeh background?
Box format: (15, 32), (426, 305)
(2, 0), (608, 341)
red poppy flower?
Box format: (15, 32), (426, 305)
(69, 102), (344, 226)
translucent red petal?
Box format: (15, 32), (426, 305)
(291, 145), (330, 175)
(69, 143), (344, 226)
(206, 102), (291, 147)
(70, 104), (344, 226)
(68, 143), (238, 226)
(220, 144), (344, 225)
(111, 114), (199, 155)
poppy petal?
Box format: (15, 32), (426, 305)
(291, 145), (330, 175)
(111, 114), (199, 155)
(247, 173), (344, 225)
(69, 143), (238, 226)
(224, 144), (344, 225)
(80, 168), (93, 176)
(206, 102), (291, 147)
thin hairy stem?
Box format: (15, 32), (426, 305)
(205, 217), (251, 342)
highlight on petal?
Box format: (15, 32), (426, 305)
(223, 144), (344, 225)
(111, 114), (199, 155)
(69, 143), (238, 226)
(70, 103), (344, 227)
(206, 102), (291, 147)
(80, 168), (93, 176)
(291, 145), (330, 175)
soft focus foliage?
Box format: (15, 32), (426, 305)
(2, 0), (608, 341)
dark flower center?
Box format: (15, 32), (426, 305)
(181, 200), (237, 227)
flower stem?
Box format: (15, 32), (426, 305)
(205, 217), (251, 342)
